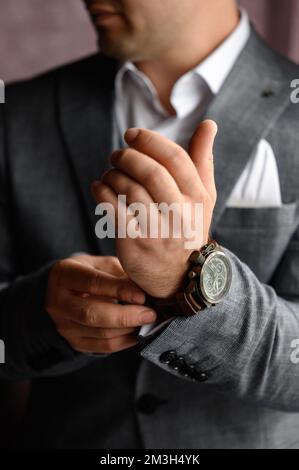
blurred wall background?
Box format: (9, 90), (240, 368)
(0, 0), (299, 83)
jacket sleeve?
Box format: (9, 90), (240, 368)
(0, 105), (96, 380)
(140, 225), (299, 412)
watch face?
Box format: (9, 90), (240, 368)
(199, 251), (232, 304)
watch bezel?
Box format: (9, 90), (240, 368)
(199, 250), (232, 304)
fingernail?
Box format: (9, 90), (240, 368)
(140, 309), (157, 324)
(125, 128), (140, 143)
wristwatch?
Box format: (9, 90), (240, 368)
(146, 240), (232, 320)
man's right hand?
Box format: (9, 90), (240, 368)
(45, 255), (157, 354)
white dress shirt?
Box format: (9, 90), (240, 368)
(112, 8), (282, 336)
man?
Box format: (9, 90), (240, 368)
(0, 0), (299, 449)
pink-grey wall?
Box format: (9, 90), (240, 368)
(0, 0), (299, 83)
(242, 0), (299, 63)
(0, 0), (97, 82)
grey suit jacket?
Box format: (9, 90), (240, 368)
(1, 29), (299, 449)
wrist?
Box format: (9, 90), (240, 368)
(146, 240), (232, 319)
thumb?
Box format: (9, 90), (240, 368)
(189, 119), (218, 196)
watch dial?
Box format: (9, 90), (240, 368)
(200, 252), (232, 303)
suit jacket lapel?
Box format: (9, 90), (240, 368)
(58, 54), (119, 254)
(205, 30), (292, 232)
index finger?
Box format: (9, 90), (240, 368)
(59, 259), (145, 303)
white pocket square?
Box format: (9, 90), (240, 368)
(226, 139), (282, 209)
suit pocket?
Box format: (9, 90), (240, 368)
(218, 201), (298, 229)
(213, 201), (299, 282)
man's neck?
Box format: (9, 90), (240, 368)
(134, 2), (239, 115)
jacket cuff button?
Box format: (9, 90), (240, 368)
(169, 356), (186, 371)
(159, 350), (177, 364)
(188, 364), (209, 382)
(196, 372), (209, 382)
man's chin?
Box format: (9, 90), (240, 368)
(97, 38), (138, 62)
